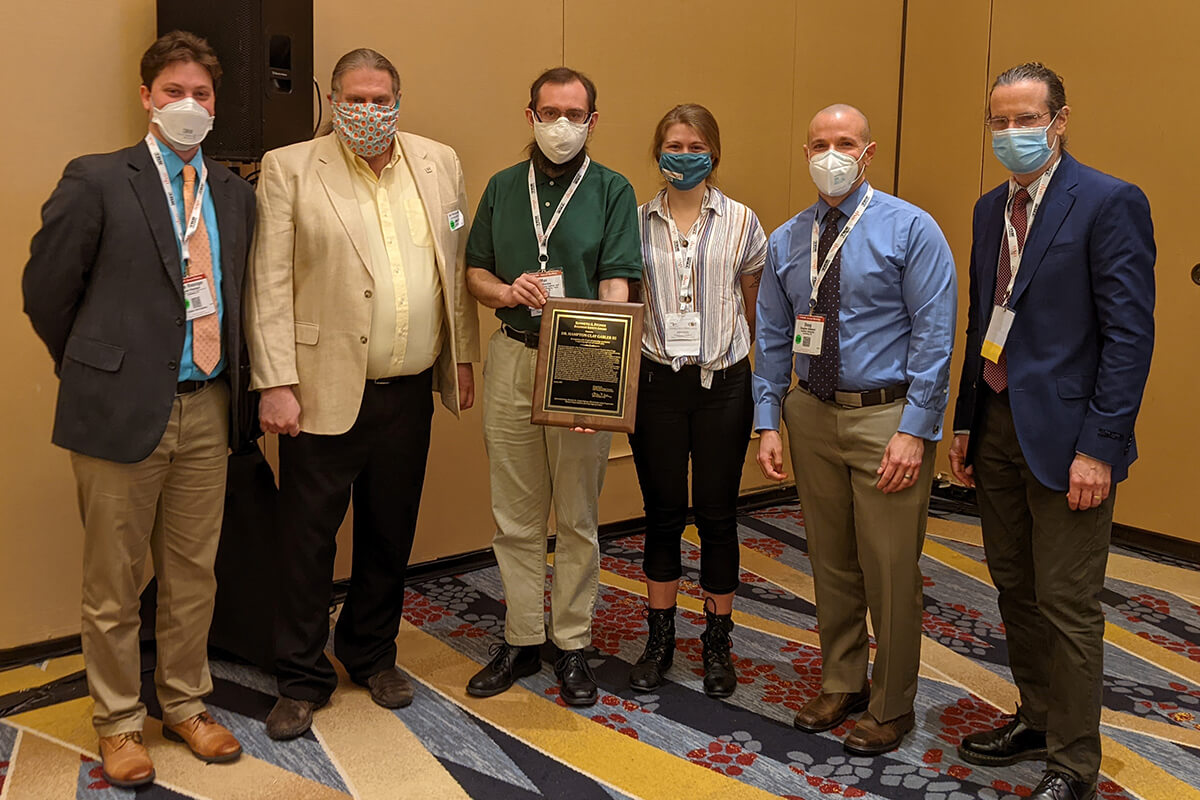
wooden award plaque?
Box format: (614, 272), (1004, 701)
(530, 298), (644, 434)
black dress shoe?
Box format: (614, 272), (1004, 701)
(555, 648), (599, 706)
(467, 642), (541, 698)
(266, 696), (327, 741)
(957, 713), (1047, 766)
(353, 666), (414, 709)
(1028, 770), (1096, 800)
(629, 606), (676, 691)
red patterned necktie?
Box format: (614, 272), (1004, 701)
(182, 164), (220, 375)
(983, 187), (1030, 393)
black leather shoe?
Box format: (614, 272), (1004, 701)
(629, 606), (676, 690)
(555, 648), (599, 706)
(266, 696), (327, 741)
(466, 642), (541, 698)
(700, 600), (736, 698)
(957, 713), (1048, 766)
(353, 666), (414, 709)
(1028, 770), (1096, 800)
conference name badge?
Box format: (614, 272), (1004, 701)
(183, 275), (217, 321)
(793, 314), (824, 355)
(527, 269), (565, 318)
(981, 305), (1016, 363)
(664, 311), (702, 357)
(447, 209), (465, 231)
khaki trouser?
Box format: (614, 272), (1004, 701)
(782, 387), (933, 723)
(71, 381), (229, 737)
(482, 329), (611, 650)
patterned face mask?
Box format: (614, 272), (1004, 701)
(331, 101), (398, 158)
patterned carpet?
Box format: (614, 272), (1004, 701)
(2, 502), (1198, 799)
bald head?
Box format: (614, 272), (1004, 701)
(808, 104), (871, 145)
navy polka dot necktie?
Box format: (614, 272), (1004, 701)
(808, 206), (843, 401)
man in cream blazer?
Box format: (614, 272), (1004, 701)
(245, 48), (479, 740)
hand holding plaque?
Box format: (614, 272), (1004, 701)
(530, 298), (643, 434)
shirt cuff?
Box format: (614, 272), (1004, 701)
(898, 403), (944, 441)
(753, 402), (781, 432)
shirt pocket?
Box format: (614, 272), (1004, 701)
(404, 197), (434, 249)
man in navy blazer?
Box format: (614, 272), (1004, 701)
(949, 63), (1155, 800)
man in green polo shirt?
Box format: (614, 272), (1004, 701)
(464, 66), (642, 706)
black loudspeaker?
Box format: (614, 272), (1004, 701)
(157, 0), (313, 161)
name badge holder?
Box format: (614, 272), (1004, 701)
(981, 159), (1059, 363)
(795, 186), (873, 355)
(663, 204), (705, 358)
(527, 158), (589, 317)
(145, 134), (216, 319)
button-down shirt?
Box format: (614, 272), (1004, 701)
(465, 159), (643, 332)
(158, 142), (223, 381)
(752, 181), (957, 439)
(339, 134), (445, 379)
(638, 187), (766, 387)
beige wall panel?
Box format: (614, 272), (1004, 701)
(0, 1), (157, 649)
(789, 0), (905, 212)
(311, 1), (564, 571)
(987, 2), (1198, 539)
(895, 0), (992, 483)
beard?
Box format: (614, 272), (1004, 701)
(527, 140), (589, 178)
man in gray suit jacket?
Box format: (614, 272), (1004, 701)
(22, 31), (254, 789)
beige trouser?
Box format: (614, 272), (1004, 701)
(482, 329), (612, 650)
(71, 381), (229, 737)
(782, 386), (934, 723)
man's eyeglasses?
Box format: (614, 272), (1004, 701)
(535, 107), (592, 125)
(985, 110), (1053, 131)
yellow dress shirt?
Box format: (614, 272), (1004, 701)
(340, 135), (445, 378)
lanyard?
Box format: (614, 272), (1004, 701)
(999, 157), (1059, 306)
(808, 184), (873, 310)
(664, 194), (707, 313)
(145, 134), (208, 266)
(528, 157), (590, 271)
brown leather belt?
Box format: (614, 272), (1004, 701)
(502, 323), (539, 349)
(797, 380), (908, 408)
(175, 379), (211, 395)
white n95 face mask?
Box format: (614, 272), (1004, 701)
(808, 147), (867, 197)
(151, 97), (215, 150)
(533, 116), (590, 164)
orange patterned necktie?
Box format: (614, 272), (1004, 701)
(181, 164), (220, 375)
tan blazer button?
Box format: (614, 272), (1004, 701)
(360, 336), (368, 344)
(365, 289), (373, 298)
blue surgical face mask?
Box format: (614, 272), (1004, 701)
(658, 152), (713, 190)
(991, 111), (1060, 174)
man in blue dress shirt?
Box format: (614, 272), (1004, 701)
(753, 104), (956, 756)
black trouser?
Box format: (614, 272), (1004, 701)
(973, 389), (1114, 783)
(275, 371), (433, 702)
(627, 357), (753, 595)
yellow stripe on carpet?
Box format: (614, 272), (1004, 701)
(0, 654), (85, 696)
(0, 729), (82, 800)
(315, 663), (471, 800)
(922, 517), (1200, 605)
(921, 539), (1200, 686)
(4, 700), (350, 800)
(1100, 735), (1200, 800)
(393, 621), (780, 800)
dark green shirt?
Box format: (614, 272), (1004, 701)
(466, 159), (643, 331)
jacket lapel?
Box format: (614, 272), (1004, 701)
(205, 162), (242, 295)
(128, 142), (185, 300)
(1008, 152), (1077, 307)
(978, 188), (1007, 312)
(315, 135), (373, 276)
(399, 133), (453, 310)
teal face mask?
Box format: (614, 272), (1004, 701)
(991, 111), (1059, 174)
(658, 152), (713, 190)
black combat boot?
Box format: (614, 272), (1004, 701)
(629, 606), (676, 690)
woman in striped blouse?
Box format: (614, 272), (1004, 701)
(628, 104), (767, 697)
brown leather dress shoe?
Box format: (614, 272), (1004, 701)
(163, 711), (242, 763)
(99, 731), (155, 788)
(354, 666), (414, 709)
(266, 696), (324, 741)
(793, 689), (870, 733)
(843, 710), (915, 756)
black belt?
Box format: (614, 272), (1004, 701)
(797, 380), (908, 408)
(502, 323), (539, 349)
(175, 379), (211, 395)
